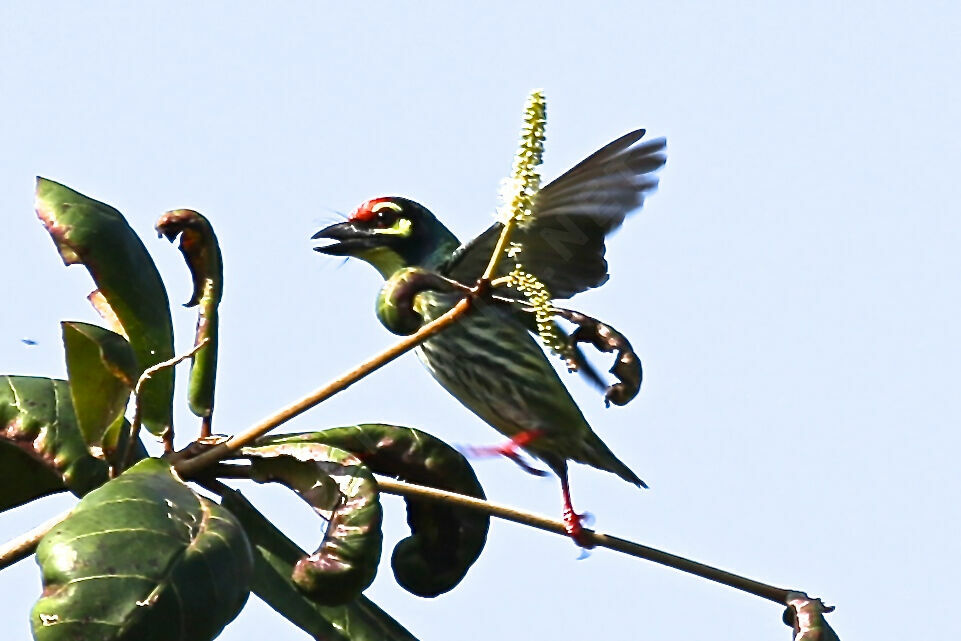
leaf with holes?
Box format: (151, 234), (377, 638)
(0, 376), (109, 511)
(35, 178), (175, 436)
(239, 442), (383, 605)
(260, 424), (489, 597)
(221, 488), (418, 641)
(31, 458), (253, 641)
(62, 322), (140, 458)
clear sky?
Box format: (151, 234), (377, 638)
(1, 2), (958, 639)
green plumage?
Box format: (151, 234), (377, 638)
(314, 129), (666, 492)
(406, 285), (644, 486)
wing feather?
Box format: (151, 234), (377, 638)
(443, 130), (666, 298)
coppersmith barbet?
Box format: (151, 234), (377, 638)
(313, 129), (666, 542)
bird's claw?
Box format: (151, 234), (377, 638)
(563, 507), (596, 549)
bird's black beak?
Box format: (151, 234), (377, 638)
(311, 221), (380, 256)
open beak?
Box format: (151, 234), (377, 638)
(311, 221), (380, 256)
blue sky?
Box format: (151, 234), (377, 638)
(1, 2), (958, 639)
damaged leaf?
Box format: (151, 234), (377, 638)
(554, 306), (642, 406)
(221, 488), (418, 641)
(240, 442), (383, 605)
(261, 424), (489, 598)
(35, 178), (175, 435)
(0, 376), (108, 510)
(31, 458), (252, 641)
(62, 321), (140, 457)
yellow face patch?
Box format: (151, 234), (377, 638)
(372, 217), (412, 237)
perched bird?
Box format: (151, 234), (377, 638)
(313, 129), (666, 543)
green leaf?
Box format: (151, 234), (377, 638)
(0, 442), (65, 512)
(0, 376), (108, 510)
(35, 178), (175, 435)
(240, 442), (383, 605)
(62, 322), (140, 456)
(220, 488), (418, 641)
(31, 458), (253, 641)
(261, 424), (489, 597)
(156, 209), (223, 419)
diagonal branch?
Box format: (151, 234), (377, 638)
(375, 477), (794, 605)
(0, 509), (73, 571)
(173, 298), (472, 478)
(481, 217), (521, 282)
(176, 90), (546, 480)
(122, 339), (210, 470)
(1, 470), (796, 609)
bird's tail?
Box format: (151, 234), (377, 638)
(576, 434), (648, 489)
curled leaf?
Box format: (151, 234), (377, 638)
(220, 488), (418, 641)
(239, 442), (383, 605)
(155, 209), (224, 308)
(554, 306), (642, 406)
(377, 267), (461, 336)
(260, 424), (489, 598)
(62, 321), (140, 457)
(156, 209), (223, 420)
(783, 592), (840, 641)
(31, 458), (253, 641)
(35, 178), (175, 435)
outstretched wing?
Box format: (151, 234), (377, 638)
(442, 129), (666, 298)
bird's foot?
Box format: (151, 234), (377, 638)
(460, 430), (549, 477)
(560, 479), (596, 549)
(562, 506), (596, 549)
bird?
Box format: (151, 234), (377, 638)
(312, 129), (666, 544)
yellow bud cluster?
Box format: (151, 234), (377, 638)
(508, 266), (567, 355)
(496, 90), (546, 227)
(487, 91), (567, 358)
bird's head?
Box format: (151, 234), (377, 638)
(312, 197), (459, 278)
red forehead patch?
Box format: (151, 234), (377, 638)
(349, 197), (391, 222)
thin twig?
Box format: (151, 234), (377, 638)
(200, 414), (213, 440)
(122, 339), (210, 470)
(173, 298), (472, 478)
(375, 477), (794, 605)
(0, 509), (71, 572)
(481, 217), (519, 282)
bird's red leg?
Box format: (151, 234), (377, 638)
(560, 474), (595, 548)
(462, 429), (548, 476)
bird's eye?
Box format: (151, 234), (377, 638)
(370, 201), (403, 227)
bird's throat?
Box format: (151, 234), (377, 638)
(357, 246), (410, 279)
